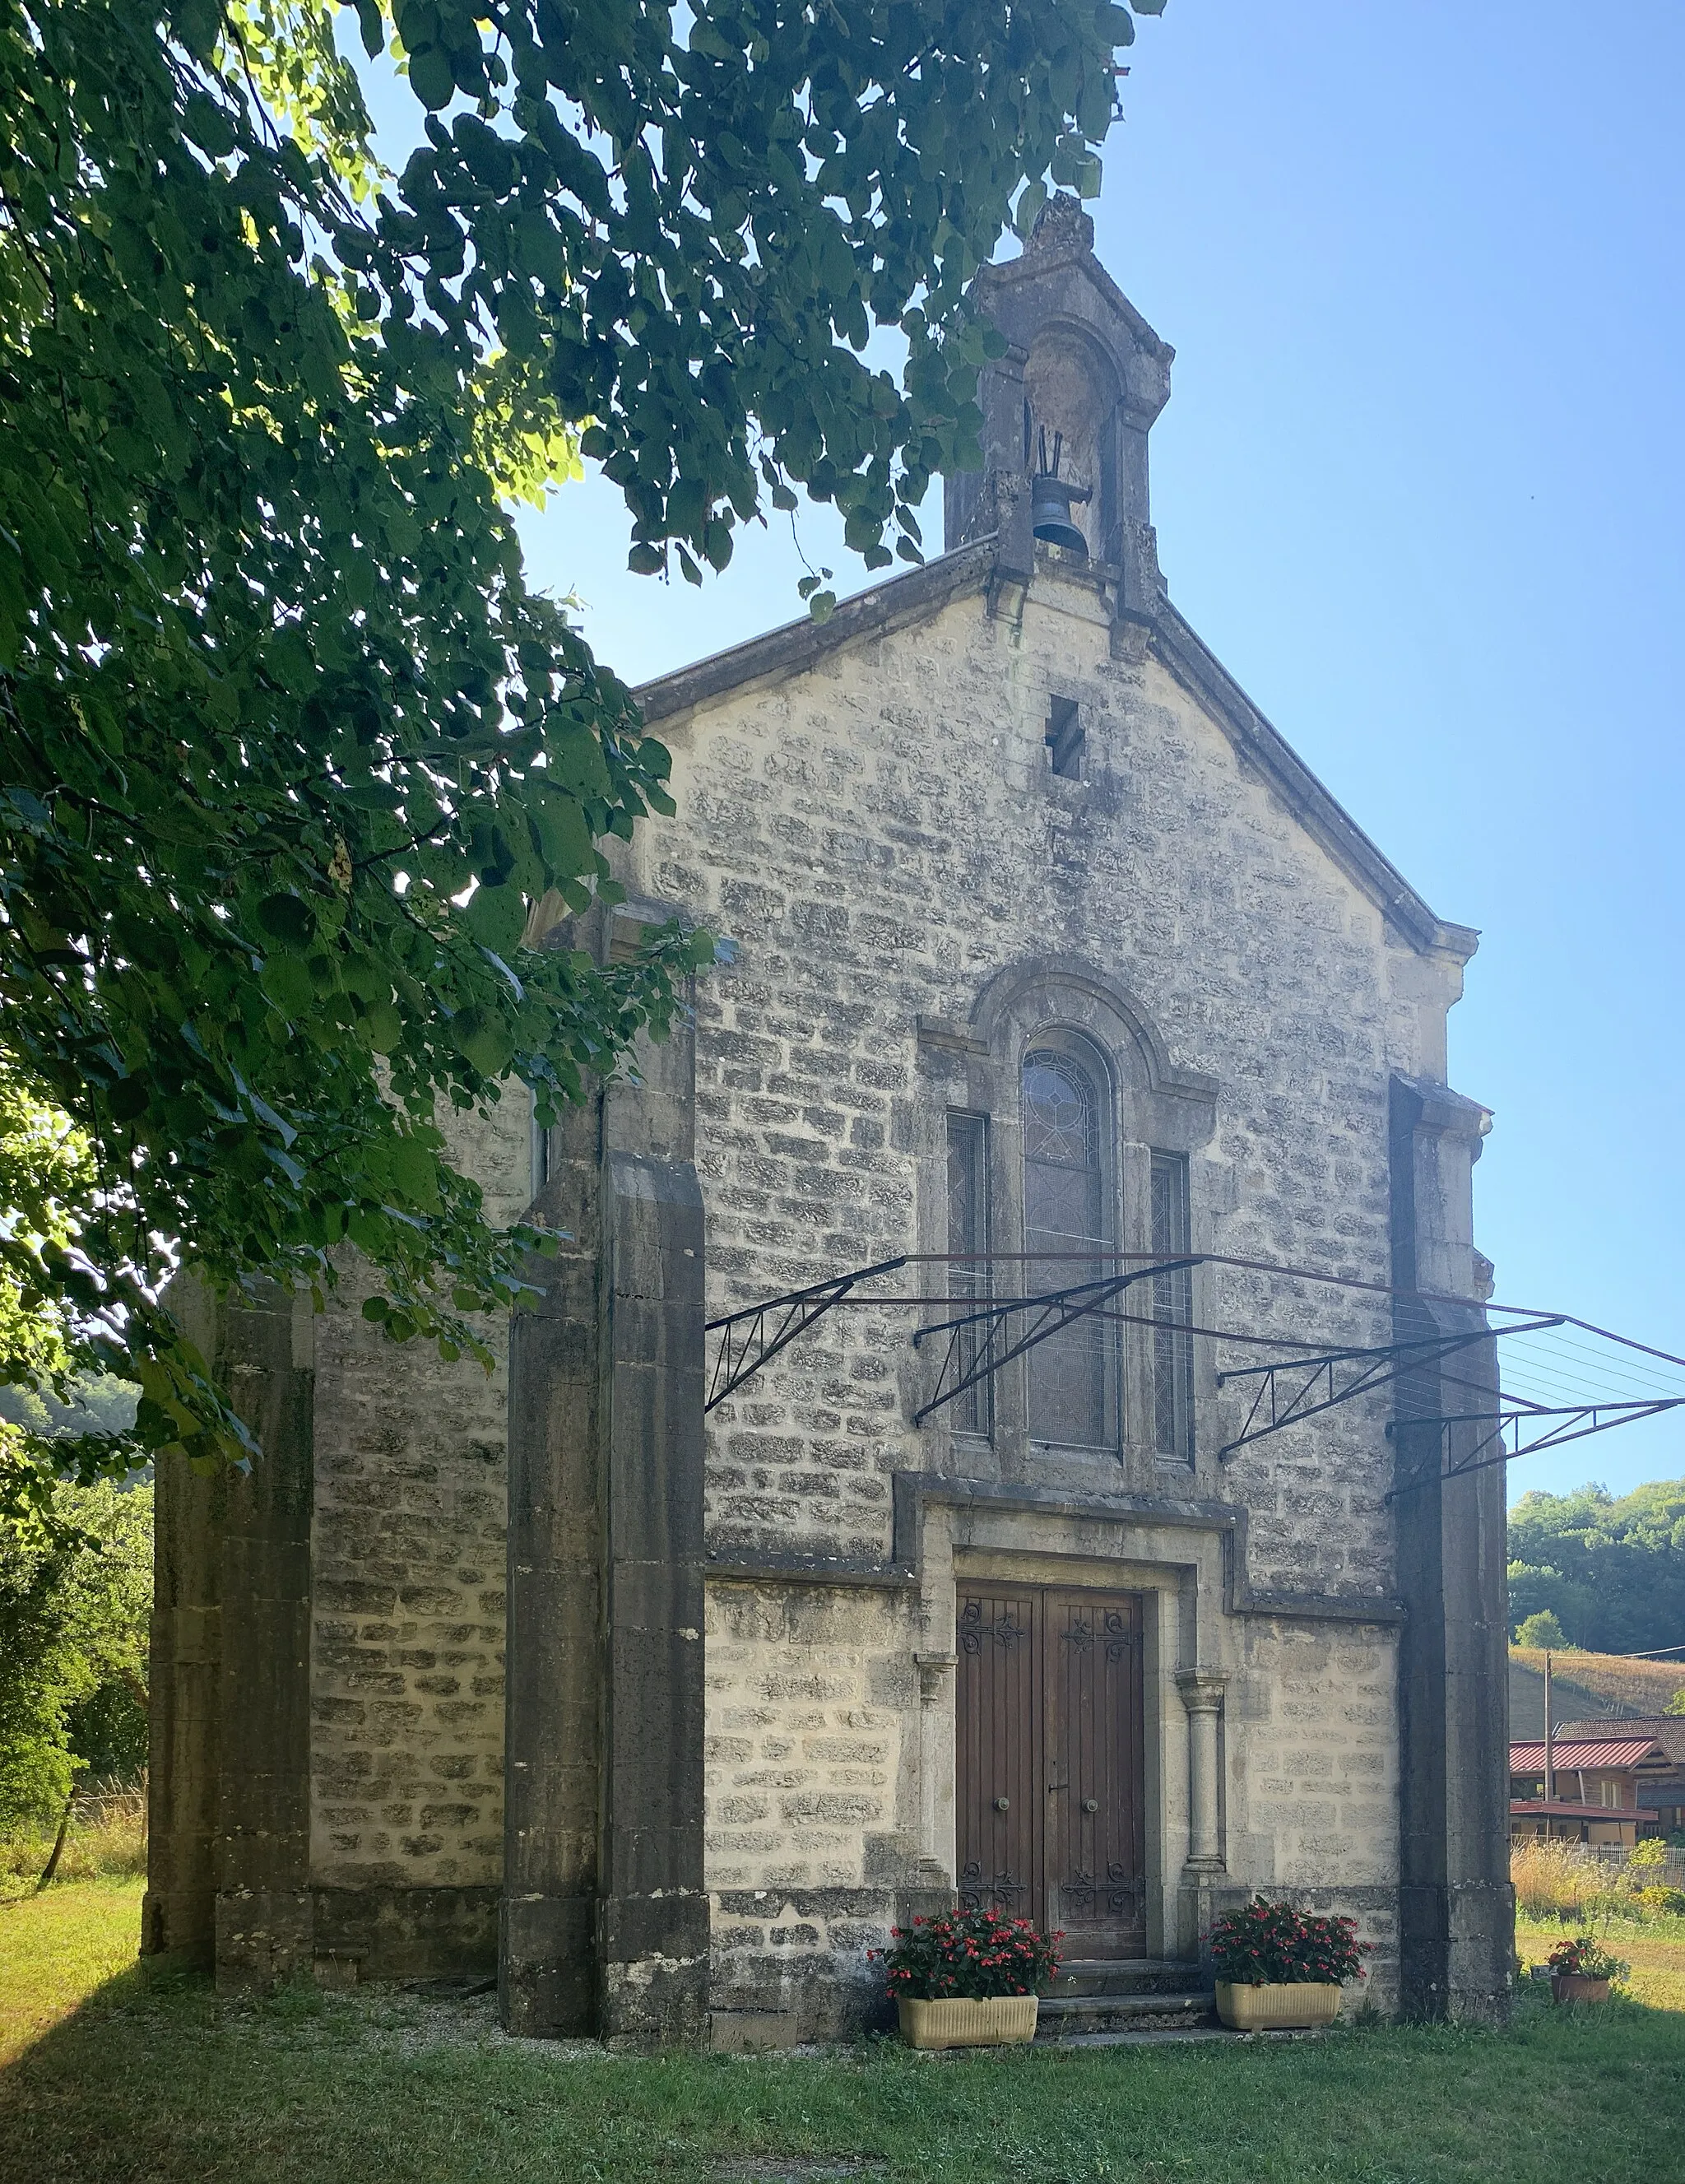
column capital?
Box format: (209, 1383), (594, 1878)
(913, 1652), (958, 1704)
(1175, 1668), (1228, 1716)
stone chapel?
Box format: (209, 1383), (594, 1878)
(146, 200), (1515, 2044)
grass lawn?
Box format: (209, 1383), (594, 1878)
(3, 1886), (1684, 2184)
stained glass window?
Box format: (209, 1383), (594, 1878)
(1024, 1048), (1112, 1446)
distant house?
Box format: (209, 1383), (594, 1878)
(1508, 1735), (1661, 1847)
(1555, 1717), (1685, 1840)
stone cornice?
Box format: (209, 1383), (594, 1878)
(634, 540), (1000, 729)
(704, 1474), (1408, 1628)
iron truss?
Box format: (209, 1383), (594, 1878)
(1213, 1314), (1566, 1461)
(1385, 1397), (1685, 1500)
(706, 1254), (907, 1411)
(907, 1261), (1200, 1428)
(703, 1249), (1685, 1483)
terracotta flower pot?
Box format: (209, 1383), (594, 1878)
(1214, 1981), (1343, 2031)
(1550, 1973), (1611, 2004)
(897, 1995), (1039, 2050)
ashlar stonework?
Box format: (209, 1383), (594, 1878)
(148, 202), (1513, 2042)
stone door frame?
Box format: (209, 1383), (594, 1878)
(917, 1499), (1235, 1961)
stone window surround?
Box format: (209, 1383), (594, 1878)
(914, 956), (1221, 1495)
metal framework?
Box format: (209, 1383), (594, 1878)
(1213, 1315), (1564, 1461)
(706, 1254), (907, 1411)
(702, 1248), (1685, 1487)
(1386, 1396), (1685, 1499)
(908, 1260), (1200, 1428)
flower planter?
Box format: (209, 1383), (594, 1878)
(1550, 1974), (1611, 2005)
(897, 1996), (1039, 2050)
(1215, 1981), (1343, 2032)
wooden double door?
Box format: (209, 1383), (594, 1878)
(955, 1586), (1147, 1956)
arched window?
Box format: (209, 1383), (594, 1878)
(1023, 1043), (1113, 1446)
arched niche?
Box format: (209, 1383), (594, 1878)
(1022, 321), (1123, 561)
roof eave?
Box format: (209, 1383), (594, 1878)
(1147, 600), (1478, 965)
(636, 539), (999, 729)
(630, 540), (1477, 965)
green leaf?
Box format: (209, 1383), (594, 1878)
(407, 44), (456, 111)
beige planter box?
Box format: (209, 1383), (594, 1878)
(897, 1995), (1039, 2050)
(1215, 1981), (1343, 2031)
(1550, 1974), (1611, 2005)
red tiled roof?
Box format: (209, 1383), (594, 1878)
(1509, 1800), (1659, 1822)
(1509, 1738), (1659, 1771)
(1555, 1717), (1685, 1763)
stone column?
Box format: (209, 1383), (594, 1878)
(1176, 1671), (1227, 1872)
(144, 1448), (225, 1968)
(912, 1652), (958, 1880)
(1175, 1668), (1226, 1961)
(1390, 1075), (1512, 2024)
(144, 1279), (316, 1990)
(503, 905), (709, 2047)
(502, 1090), (605, 2038)
(595, 1140), (709, 2048)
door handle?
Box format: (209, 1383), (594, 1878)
(1083, 1799), (1099, 1814)
(994, 1796), (1010, 1812)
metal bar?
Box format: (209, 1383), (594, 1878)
(1383, 1398), (1685, 1500)
(1214, 1315), (1567, 1461)
(911, 1259), (1200, 1427)
(707, 1255), (908, 1333)
(1218, 1325), (1497, 1460)
(704, 1255), (907, 1409)
(1215, 1315), (1561, 1382)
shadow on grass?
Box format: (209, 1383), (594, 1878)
(4, 1965), (1685, 2184)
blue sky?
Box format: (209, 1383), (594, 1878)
(369, 5), (1685, 1503)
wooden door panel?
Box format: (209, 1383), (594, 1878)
(1047, 1593), (1145, 1953)
(955, 1585), (1146, 1956)
(956, 1590), (1042, 1925)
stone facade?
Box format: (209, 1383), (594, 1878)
(148, 202), (1514, 2038)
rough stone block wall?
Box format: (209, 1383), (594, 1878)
(309, 1094), (530, 1895)
(706, 1582), (932, 2037)
(704, 1583), (916, 1890)
(1228, 1622), (1402, 2009)
(625, 567), (1457, 1926)
(638, 575), (1447, 1586)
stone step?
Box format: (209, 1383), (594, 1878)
(1037, 1990), (1217, 2038)
(1050, 1958), (1209, 1998)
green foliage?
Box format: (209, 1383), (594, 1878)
(1, 0), (1162, 1514)
(1205, 1898), (1369, 1986)
(1668, 1686), (1685, 1717)
(1508, 1479), (1685, 1652)
(873, 1908), (1062, 2000)
(1544, 1934), (1628, 1982)
(0, 1479), (151, 1836)
(1514, 1609), (1570, 1650)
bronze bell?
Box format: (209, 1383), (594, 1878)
(1029, 472), (1090, 555)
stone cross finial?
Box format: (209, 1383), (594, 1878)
(1028, 193), (1096, 257)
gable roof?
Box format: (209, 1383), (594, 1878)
(635, 540), (1478, 964)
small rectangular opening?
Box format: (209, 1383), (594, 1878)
(1046, 695), (1084, 780)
